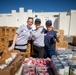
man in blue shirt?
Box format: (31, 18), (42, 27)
(44, 20), (59, 58)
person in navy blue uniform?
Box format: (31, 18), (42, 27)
(44, 20), (59, 58)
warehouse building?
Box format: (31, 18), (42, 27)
(0, 7), (76, 75)
(0, 7), (76, 36)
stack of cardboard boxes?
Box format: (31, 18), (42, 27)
(0, 26), (31, 75)
(1, 26), (18, 40)
(0, 50), (23, 75)
(55, 29), (68, 50)
(0, 26), (31, 57)
(0, 26), (18, 50)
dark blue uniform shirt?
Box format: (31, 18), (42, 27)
(45, 29), (56, 49)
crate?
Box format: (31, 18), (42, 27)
(36, 67), (53, 75)
(2, 27), (10, 36)
(1, 50), (21, 59)
(0, 46), (8, 51)
(21, 65), (36, 75)
(1, 50), (11, 59)
(55, 29), (64, 41)
(0, 36), (8, 43)
(9, 27), (17, 38)
(0, 27), (3, 36)
(24, 53), (30, 58)
(21, 52), (30, 60)
(0, 36), (8, 50)
(8, 36), (14, 41)
(20, 40), (31, 59)
(0, 26), (18, 37)
(0, 54), (23, 75)
(0, 66), (15, 75)
(72, 36), (76, 45)
(56, 41), (68, 50)
(11, 55), (23, 72)
(0, 56), (15, 75)
(15, 27), (18, 30)
(11, 28), (16, 33)
(0, 49), (3, 57)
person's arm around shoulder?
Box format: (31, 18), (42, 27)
(41, 27), (47, 34)
(8, 33), (19, 51)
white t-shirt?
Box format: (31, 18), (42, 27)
(15, 25), (32, 50)
(31, 27), (46, 47)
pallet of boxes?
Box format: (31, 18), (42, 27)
(0, 49), (23, 75)
(16, 57), (54, 75)
(0, 26), (31, 75)
(51, 49), (76, 75)
(55, 29), (68, 50)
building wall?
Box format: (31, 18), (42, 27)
(58, 12), (70, 35)
(0, 7), (76, 36)
(69, 10), (76, 35)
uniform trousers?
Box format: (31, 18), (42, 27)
(33, 45), (44, 58)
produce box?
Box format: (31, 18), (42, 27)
(11, 55), (23, 72)
(21, 65), (36, 75)
(0, 27), (2, 36)
(0, 49), (3, 57)
(0, 26), (18, 40)
(21, 65), (53, 75)
(0, 36), (8, 50)
(55, 29), (64, 41)
(1, 27), (17, 36)
(36, 67), (53, 75)
(56, 40), (68, 50)
(0, 53), (23, 75)
(72, 36), (76, 45)
(24, 57), (51, 67)
(20, 40), (31, 59)
(0, 65), (15, 75)
(70, 57), (76, 64)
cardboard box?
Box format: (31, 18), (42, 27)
(0, 27), (3, 36)
(0, 36), (8, 50)
(0, 66), (15, 75)
(20, 40), (31, 58)
(0, 53), (23, 75)
(10, 55), (23, 72)
(72, 36), (76, 45)
(0, 26), (17, 37)
(21, 65), (35, 75)
(55, 29), (64, 41)
(0, 49), (3, 56)
(56, 40), (68, 50)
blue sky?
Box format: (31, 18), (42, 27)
(0, 0), (76, 13)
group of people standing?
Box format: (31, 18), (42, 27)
(8, 17), (59, 58)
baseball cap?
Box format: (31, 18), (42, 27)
(46, 20), (52, 26)
(35, 18), (41, 23)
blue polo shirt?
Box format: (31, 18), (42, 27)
(44, 29), (56, 49)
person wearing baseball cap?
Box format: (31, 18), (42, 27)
(31, 18), (47, 58)
(44, 20), (59, 58)
(35, 18), (41, 23)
